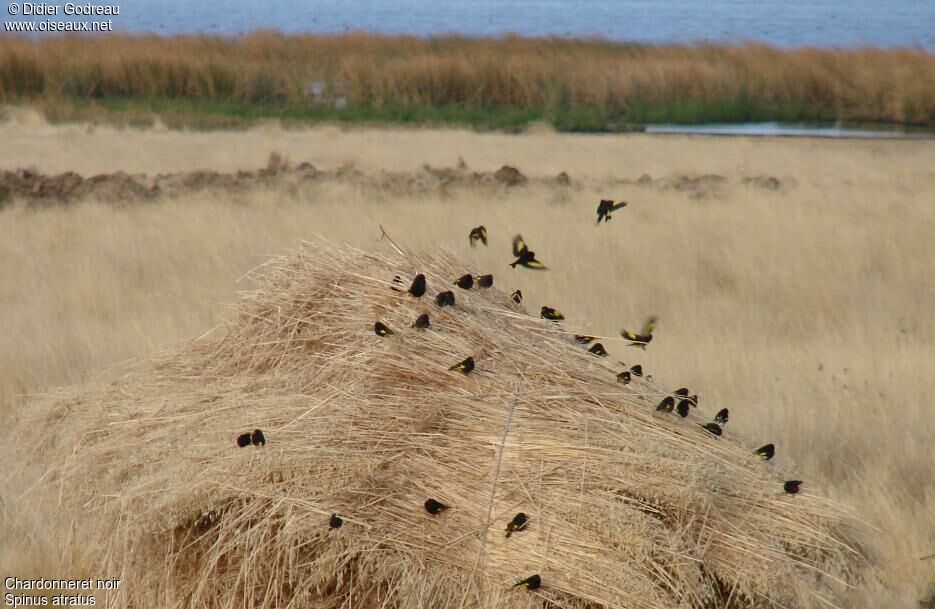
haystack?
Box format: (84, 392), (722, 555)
(11, 242), (868, 609)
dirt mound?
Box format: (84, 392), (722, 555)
(11, 242), (869, 609)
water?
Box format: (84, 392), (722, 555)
(11, 0), (935, 49)
(645, 123), (934, 139)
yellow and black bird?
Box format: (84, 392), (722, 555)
(674, 387), (690, 397)
(436, 290), (456, 307)
(511, 289), (523, 304)
(541, 306), (565, 321)
(656, 396), (675, 412)
(412, 313), (430, 329)
(505, 512), (529, 538)
(596, 199), (628, 224)
(784, 480), (802, 494)
(589, 343), (609, 356)
(329, 513), (343, 529)
(629, 364), (643, 377)
(449, 356), (475, 374)
(409, 273), (427, 297)
(714, 408), (729, 425)
(620, 316), (657, 349)
(469, 225), (488, 247)
(236, 433), (251, 448)
(374, 321), (394, 336)
(701, 422), (723, 436)
(454, 274), (474, 290)
(510, 235), (547, 270)
(676, 399), (691, 418)
(476, 274), (494, 288)
(513, 574), (541, 590)
(251, 429), (266, 446)
(575, 335), (596, 345)
(755, 443), (775, 461)
(616, 370), (631, 384)
(424, 498), (449, 515)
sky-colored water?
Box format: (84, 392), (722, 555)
(8, 0), (935, 48)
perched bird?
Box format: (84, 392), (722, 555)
(574, 335), (596, 345)
(374, 321), (394, 336)
(714, 408), (729, 425)
(236, 433), (251, 448)
(251, 429), (266, 446)
(435, 290), (456, 307)
(676, 399), (691, 418)
(656, 396), (675, 413)
(755, 443), (775, 461)
(449, 356), (475, 374)
(329, 514), (343, 529)
(596, 199), (628, 224)
(390, 274), (405, 292)
(513, 574), (541, 590)
(673, 387), (690, 397)
(505, 512), (529, 538)
(469, 225), (488, 247)
(784, 480), (803, 494)
(541, 306), (565, 321)
(616, 370), (631, 384)
(620, 316), (657, 349)
(629, 364), (643, 377)
(589, 343), (609, 356)
(687, 394), (699, 407)
(412, 313), (430, 329)
(454, 274), (474, 290)
(424, 498), (449, 515)
(409, 274), (427, 298)
(701, 422), (723, 436)
(476, 274), (494, 288)
(511, 290), (523, 304)
(510, 235), (547, 270)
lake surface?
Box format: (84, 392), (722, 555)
(645, 123), (934, 139)
(14, 0), (935, 49)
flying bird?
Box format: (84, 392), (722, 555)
(449, 356), (475, 374)
(510, 235), (547, 270)
(236, 433), (251, 448)
(596, 199), (628, 224)
(476, 274), (494, 288)
(329, 514), (343, 529)
(424, 498), (449, 515)
(714, 408), (729, 425)
(656, 396), (675, 412)
(469, 225), (488, 247)
(505, 512), (529, 538)
(435, 290), (456, 307)
(408, 274), (426, 297)
(701, 422), (723, 436)
(251, 429), (266, 446)
(589, 343), (609, 356)
(616, 370), (631, 384)
(676, 400), (691, 418)
(541, 306), (565, 321)
(454, 274), (474, 290)
(412, 313), (430, 329)
(374, 321), (394, 336)
(755, 444), (775, 461)
(513, 574), (541, 590)
(620, 316), (657, 349)
(784, 480), (803, 494)
(511, 290), (523, 304)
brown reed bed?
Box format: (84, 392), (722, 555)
(8, 241), (871, 609)
(1, 33), (933, 130)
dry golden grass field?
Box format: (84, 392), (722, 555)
(0, 108), (933, 607)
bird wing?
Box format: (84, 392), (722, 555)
(480, 227), (487, 245)
(512, 235), (528, 257)
(620, 329), (639, 341)
(611, 201), (629, 211)
(640, 316), (657, 336)
(524, 259), (547, 269)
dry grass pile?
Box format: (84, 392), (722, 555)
(10, 241), (870, 609)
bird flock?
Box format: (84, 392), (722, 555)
(233, 198), (806, 595)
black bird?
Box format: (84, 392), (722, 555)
(236, 433), (251, 448)
(449, 356), (475, 374)
(596, 199), (628, 224)
(589, 343), (609, 356)
(616, 370), (631, 384)
(620, 316), (657, 349)
(513, 574), (541, 590)
(435, 290), (456, 307)
(688, 394), (699, 407)
(476, 274), (494, 288)
(424, 498), (449, 515)
(541, 306), (565, 321)
(701, 422), (723, 436)
(374, 321), (394, 336)
(408, 274), (427, 297)
(469, 225), (488, 247)
(329, 513), (343, 529)
(676, 399), (691, 418)
(629, 364), (643, 377)
(755, 443), (775, 461)
(510, 235), (547, 270)
(511, 289), (523, 304)
(454, 274), (474, 290)
(390, 274), (405, 292)
(412, 313), (430, 329)
(784, 480), (803, 494)
(656, 396), (675, 413)
(714, 408), (729, 425)
(505, 512), (529, 538)
(251, 429), (266, 446)
(574, 335), (596, 345)
(674, 387), (690, 397)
